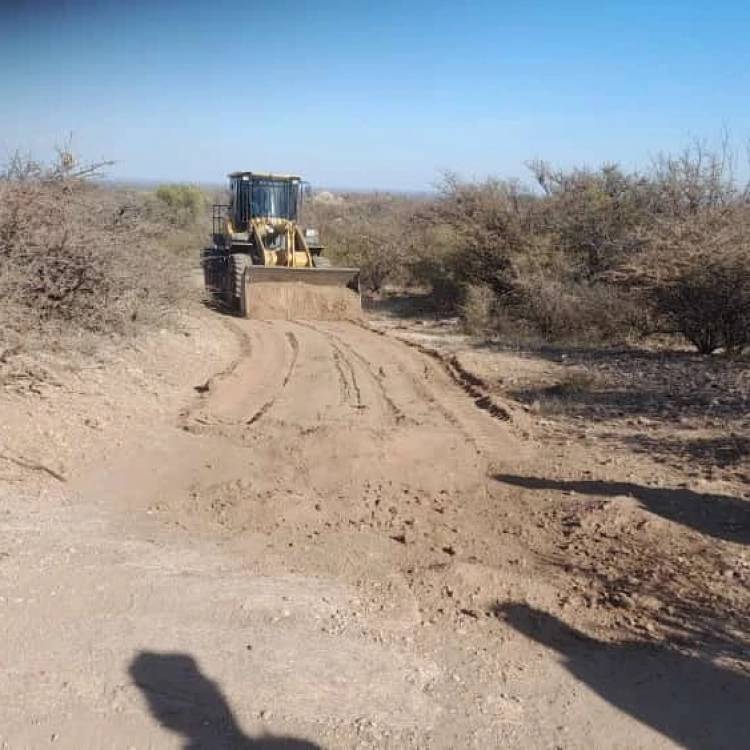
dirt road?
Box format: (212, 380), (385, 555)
(1, 312), (747, 748)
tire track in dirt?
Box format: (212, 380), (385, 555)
(275, 320), (356, 410)
(330, 341), (363, 408)
(323, 322), (482, 443)
(396, 356), (471, 434)
(335, 321), (526, 457)
(293, 321), (405, 423)
(246, 330), (299, 426)
(177, 316), (254, 430)
(330, 346), (353, 405)
(357, 321), (513, 423)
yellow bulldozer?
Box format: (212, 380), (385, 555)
(202, 172), (360, 319)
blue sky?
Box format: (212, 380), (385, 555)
(1, 0), (749, 190)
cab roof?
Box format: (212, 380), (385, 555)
(228, 171), (301, 181)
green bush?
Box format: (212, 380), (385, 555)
(154, 184), (206, 225)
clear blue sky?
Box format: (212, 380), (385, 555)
(1, 0), (749, 190)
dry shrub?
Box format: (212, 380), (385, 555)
(154, 184), (206, 223)
(527, 161), (651, 278)
(406, 223), (463, 309)
(418, 143), (750, 350)
(0, 151), (187, 382)
(293, 141), (750, 354)
(653, 251), (750, 354)
(459, 284), (495, 334)
(514, 278), (580, 340)
(412, 174), (531, 301)
(143, 183), (213, 260)
(303, 192), (416, 293)
(637, 192), (750, 353)
(410, 172), (653, 345)
(513, 279), (649, 344)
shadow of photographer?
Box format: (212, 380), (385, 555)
(130, 651), (321, 750)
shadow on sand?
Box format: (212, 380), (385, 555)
(498, 603), (750, 750)
(129, 651), (321, 750)
(494, 473), (750, 545)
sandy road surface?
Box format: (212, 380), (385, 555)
(1, 314), (747, 748)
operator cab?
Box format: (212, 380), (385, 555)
(228, 172), (303, 230)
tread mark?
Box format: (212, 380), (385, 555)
(247, 329), (299, 426)
(296, 322), (404, 422)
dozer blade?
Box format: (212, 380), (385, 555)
(241, 266), (362, 320)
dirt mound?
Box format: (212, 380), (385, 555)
(246, 281), (362, 320)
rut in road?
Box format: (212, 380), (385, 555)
(181, 319), (516, 456)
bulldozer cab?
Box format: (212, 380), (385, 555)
(228, 172), (302, 230)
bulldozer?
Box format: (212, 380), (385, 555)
(201, 172), (360, 319)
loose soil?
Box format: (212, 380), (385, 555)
(245, 280), (362, 321)
(0, 300), (747, 749)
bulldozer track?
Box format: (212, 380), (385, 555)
(288, 320), (366, 411)
(354, 320), (513, 424)
(282, 331), (299, 387)
(178, 319), (504, 455)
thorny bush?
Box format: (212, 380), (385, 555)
(0, 152), (187, 380)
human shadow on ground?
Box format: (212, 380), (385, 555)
(129, 651), (321, 750)
(493, 473), (750, 545)
(497, 603), (750, 750)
